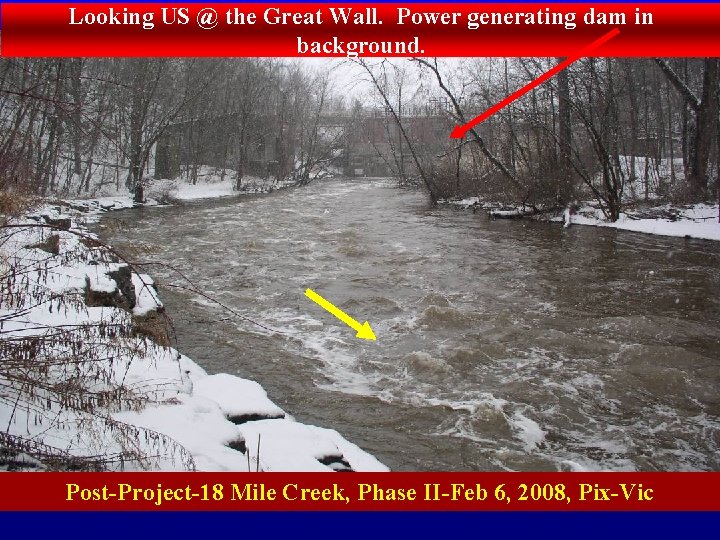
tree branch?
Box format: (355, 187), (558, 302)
(654, 59), (700, 111)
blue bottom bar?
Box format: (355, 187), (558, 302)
(5, 512), (719, 539)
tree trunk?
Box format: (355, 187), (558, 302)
(235, 118), (247, 191)
(68, 58), (84, 177)
(656, 58), (720, 201)
(127, 60), (149, 195)
(687, 58), (719, 200)
(557, 60), (573, 204)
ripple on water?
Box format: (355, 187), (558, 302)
(417, 305), (477, 328)
(401, 351), (452, 375)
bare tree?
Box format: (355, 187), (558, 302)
(656, 58), (720, 200)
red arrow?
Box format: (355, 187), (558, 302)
(450, 28), (621, 139)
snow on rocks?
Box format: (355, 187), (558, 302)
(113, 390), (251, 472)
(131, 272), (163, 316)
(1, 201), (388, 472)
(237, 419), (388, 473)
(63, 196), (145, 215)
(26, 197), (148, 228)
(193, 374), (286, 424)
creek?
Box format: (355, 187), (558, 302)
(101, 177), (720, 471)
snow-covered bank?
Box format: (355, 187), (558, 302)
(56, 174), (275, 214)
(446, 197), (720, 242)
(147, 170), (277, 202)
(563, 203), (720, 242)
(0, 197), (387, 472)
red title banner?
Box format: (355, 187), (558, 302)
(0, 472), (719, 511)
(1, 3), (720, 57)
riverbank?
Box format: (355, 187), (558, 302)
(446, 197), (720, 242)
(0, 192), (387, 472)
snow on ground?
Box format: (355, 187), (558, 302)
(147, 166), (288, 201)
(151, 178), (238, 201)
(1, 197), (388, 472)
(445, 197), (720, 242)
(617, 156), (685, 202)
(55, 167), (286, 213)
(566, 203), (720, 242)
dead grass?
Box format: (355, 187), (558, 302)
(132, 311), (172, 347)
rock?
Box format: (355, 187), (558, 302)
(193, 374), (287, 424)
(489, 209), (527, 219)
(227, 437), (247, 453)
(85, 278), (131, 311)
(30, 234), (60, 255)
(108, 265), (136, 310)
(42, 215), (72, 230)
(226, 412), (285, 425)
(68, 203), (91, 213)
(317, 454), (354, 472)
(83, 263), (171, 346)
(84, 264), (136, 312)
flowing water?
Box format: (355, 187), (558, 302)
(101, 177), (720, 471)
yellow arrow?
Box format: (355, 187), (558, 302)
(304, 288), (376, 341)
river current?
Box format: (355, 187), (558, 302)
(101, 177), (720, 471)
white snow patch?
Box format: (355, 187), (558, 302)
(147, 166), (279, 201)
(114, 393), (248, 471)
(571, 204), (720, 241)
(131, 272), (163, 316)
(192, 374), (286, 421)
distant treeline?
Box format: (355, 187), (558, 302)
(1, 58), (718, 220)
(0, 58), (343, 202)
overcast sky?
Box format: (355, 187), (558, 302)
(286, 57), (470, 107)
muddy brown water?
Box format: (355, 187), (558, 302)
(99, 177), (720, 471)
